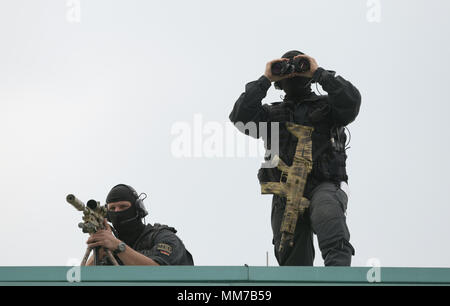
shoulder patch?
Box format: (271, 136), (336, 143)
(156, 243), (173, 256)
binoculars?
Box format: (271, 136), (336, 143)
(271, 57), (310, 76)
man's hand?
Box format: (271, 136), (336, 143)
(264, 58), (296, 82)
(292, 54), (319, 78)
(86, 219), (121, 251)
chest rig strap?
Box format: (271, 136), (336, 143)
(260, 122), (314, 252)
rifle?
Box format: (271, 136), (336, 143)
(260, 123), (314, 252)
(66, 194), (119, 266)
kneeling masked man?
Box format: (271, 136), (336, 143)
(86, 184), (194, 266)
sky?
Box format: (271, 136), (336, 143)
(0, 0), (449, 267)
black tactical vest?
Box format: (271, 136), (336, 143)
(102, 223), (194, 265)
(257, 95), (348, 198)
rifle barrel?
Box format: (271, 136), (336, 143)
(66, 194), (86, 211)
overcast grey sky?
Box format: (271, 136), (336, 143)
(1, 0), (449, 267)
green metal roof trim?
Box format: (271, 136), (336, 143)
(0, 266), (449, 286)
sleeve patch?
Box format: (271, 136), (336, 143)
(156, 243), (173, 256)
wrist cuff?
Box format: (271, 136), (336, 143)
(258, 75), (272, 91)
(312, 67), (326, 83)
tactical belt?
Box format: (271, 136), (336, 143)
(260, 123), (314, 252)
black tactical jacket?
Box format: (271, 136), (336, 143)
(103, 223), (194, 266)
(229, 68), (361, 198)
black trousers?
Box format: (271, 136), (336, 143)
(271, 181), (355, 266)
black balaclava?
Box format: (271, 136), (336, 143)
(278, 50), (313, 101)
(106, 184), (145, 246)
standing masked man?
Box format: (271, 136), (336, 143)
(229, 50), (361, 266)
(86, 184), (194, 266)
